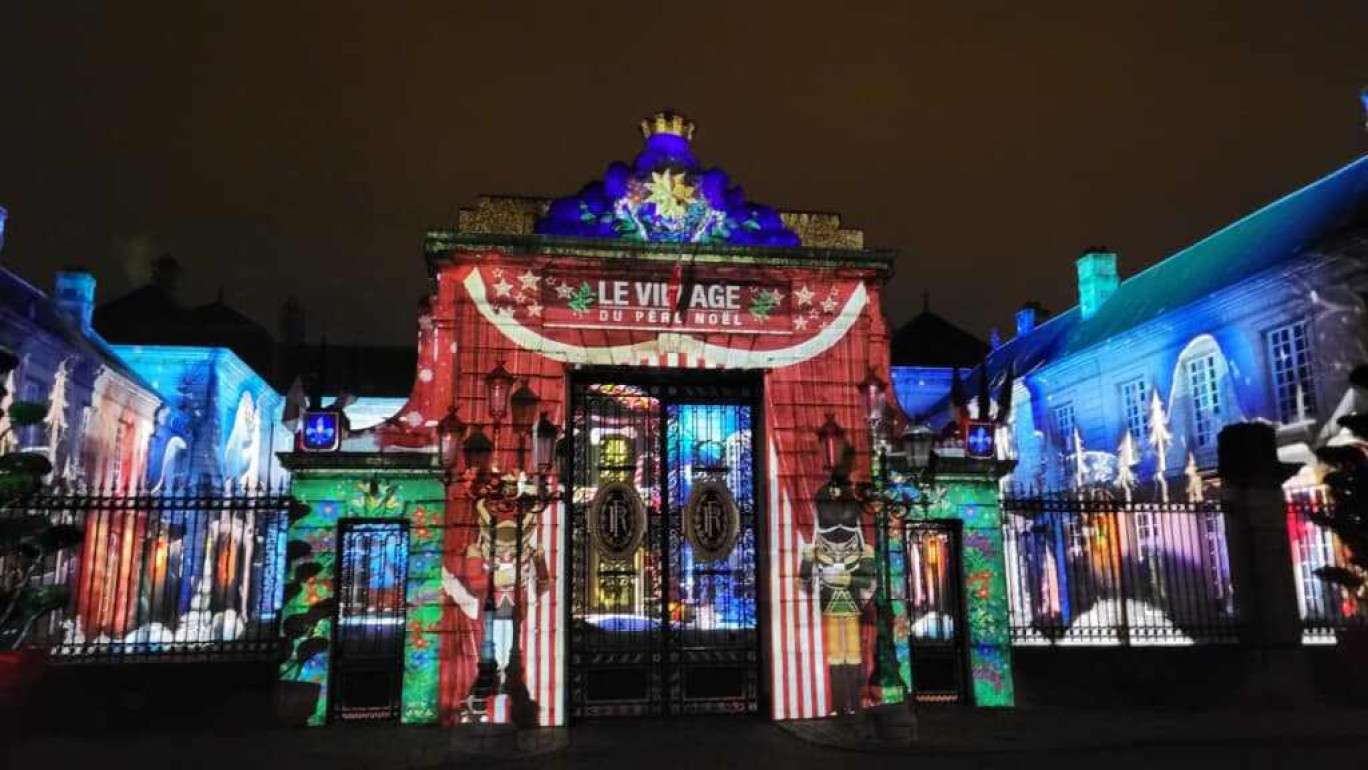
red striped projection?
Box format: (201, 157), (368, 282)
(376, 250), (892, 724)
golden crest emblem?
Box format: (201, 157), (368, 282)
(683, 480), (740, 562)
(588, 481), (647, 562)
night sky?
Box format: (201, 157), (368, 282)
(1, 2), (1365, 348)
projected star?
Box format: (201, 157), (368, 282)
(793, 315), (809, 330)
(794, 284), (814, 307)
(645, 170), (694, 219)
(493, 278), (513, 297)
(820, 296), (838, 314)
(555, 283), (575, 299)
(518, 270), (540, 291)
(526, 302), (543, 318)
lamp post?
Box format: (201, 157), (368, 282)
(509, 380), (540, 469)
(817, 412), (849, 477)
(485, 362), (514, 468)
(436, 406), (467, 484)
(461, 368), (559, 728)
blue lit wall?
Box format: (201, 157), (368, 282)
(974, 258), (1364, 494)
(890, 366), (956, 421)
(114, 345), (287, 489)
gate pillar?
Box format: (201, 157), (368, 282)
(277, 455), (448, 726)
(911, 456), (1017, 707)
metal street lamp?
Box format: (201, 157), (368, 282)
(859, 369), (888, 436)
(533, 412), (559, 473)
(437, 406), (467, 480)
(817, 413), (849, 476)
(462, 426), (493, 476)
(485, 362), (514, 425)
(509, 380), (540, 470)
(510, 381), (540, 434)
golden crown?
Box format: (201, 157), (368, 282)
(640, 111), (695, 141)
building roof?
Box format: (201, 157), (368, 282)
(0, 267), (156, 391)
(936, 152), (1368, 412)
(889, 310), (988, 368)
(95, 285), (278, 379)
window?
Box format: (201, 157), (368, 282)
(1052, 403), (1075, 447)
(1119, 378), (1149, 446)
(109, 421), (127, 486)
(1267, 320), (1316, 424)
(597, 434), (633, 484)
(1187, 354), (1221, 447)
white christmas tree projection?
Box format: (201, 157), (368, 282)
(46, 359), (71, 447)
(1116, 431), (1138, 502)
(1185, 451), (1203, 502)
(1072, 427), (1086, 491)
(1148, 389), (1171, 503)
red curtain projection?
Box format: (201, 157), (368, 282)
(378, 249), (894, 724)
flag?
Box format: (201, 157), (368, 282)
(282, 376), (308, 431)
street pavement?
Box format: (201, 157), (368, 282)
(7, 706), (1367, 769)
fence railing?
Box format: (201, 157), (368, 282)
(1284, 485), (1366, 645)
(1001, 495), (1240, 646)
(3, 487), (292, 662)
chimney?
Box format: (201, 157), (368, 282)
(54, 269), (96, 333)
(279, 296), (306, 346)
(1076, 248), (1119, 320)
(1016, 301), (1047, 337)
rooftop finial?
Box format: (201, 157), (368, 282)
(640, 110), (695, 141)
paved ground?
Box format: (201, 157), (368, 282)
(7, 707), (1368, 769)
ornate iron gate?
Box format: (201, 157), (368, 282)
(569, 379), (760, 717)
(903, 519), (967, 703)
(331, 519), (408, 721)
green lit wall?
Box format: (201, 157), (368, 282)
(280, 470), (446, 726)
(928, 472), (1015, 707)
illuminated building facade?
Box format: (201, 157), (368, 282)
(0, 258), (161, 487)
(903, 154), (1368, 643)
(936, 154), (1368, 495)
(112, 345), (290, 490)
(279, 114), (1016, 726)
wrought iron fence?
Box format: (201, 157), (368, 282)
(1284, 485), (1366, 645)
(1001, 495), (1240, 646)
(2, 486), (293, 662)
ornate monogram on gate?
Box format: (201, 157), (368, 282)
(683, 480), (740, 562)
(588, 481), (647, 562)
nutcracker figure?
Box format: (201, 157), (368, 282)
(800, 481), (875, 715)
(442, 481), (549, 721)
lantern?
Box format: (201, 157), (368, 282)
(858, 369), (887, 426)
(533, 412), (560, 472)
(462, 426), (494, 473)
(436, 406), (466, 471)
(485, 362), (515, 423)
(510, 380), (540, 434)
(902, 422), (936, 472)
(816, 413), (848, 474)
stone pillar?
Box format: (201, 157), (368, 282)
(1216, 422), (1309, 706)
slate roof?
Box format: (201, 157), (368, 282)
(0, 267), (157, 391)
(890, 310), (988, 367)
(935, 152), (1368, 414)
(96, 286), (278, 379)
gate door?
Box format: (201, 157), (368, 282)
(332, 519), (408, 721)
(569, 381), (759, 717)
(903, 519), (967, 703)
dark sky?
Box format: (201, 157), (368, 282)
(2, 2), (1366, 347)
